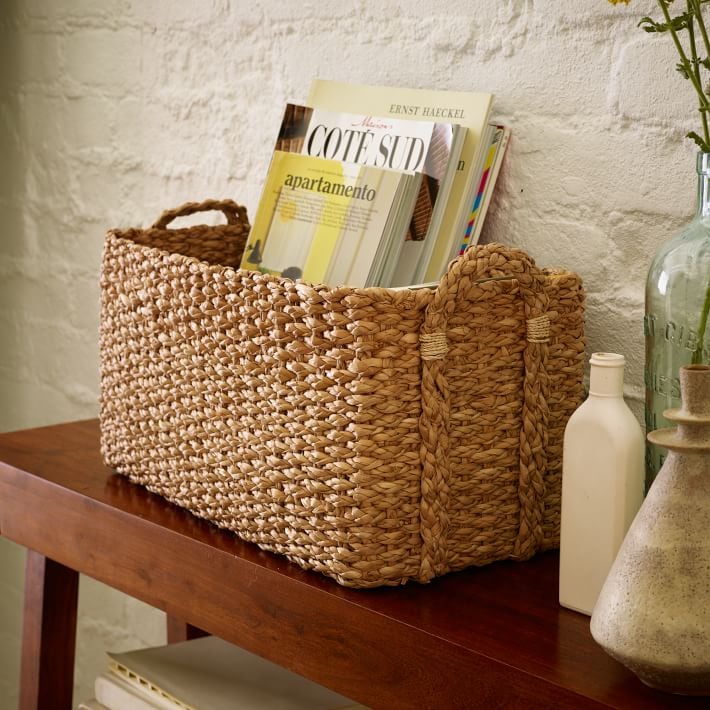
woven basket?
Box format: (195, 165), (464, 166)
(100, 199), (585, 588)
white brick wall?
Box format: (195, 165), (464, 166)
(0, 0), (699, 706)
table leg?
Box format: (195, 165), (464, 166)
(166, 615), (209, 644)
(19, 551), (79, 710)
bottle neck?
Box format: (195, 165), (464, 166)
(588, 353), (625, 398)
(696, 153), (710, 219)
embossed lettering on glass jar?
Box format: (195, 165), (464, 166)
(645, 152), (710, 491)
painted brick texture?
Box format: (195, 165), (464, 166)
(0, 0), (697, 706)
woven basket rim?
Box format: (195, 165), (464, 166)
(107, 229), (578, 305)
(106, 228), (434, 306)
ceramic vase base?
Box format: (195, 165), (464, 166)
(591, 366), (710, 697)
(638, 673), (710, 696)
(603, 647), (710, 696)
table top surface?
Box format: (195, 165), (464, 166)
(0, 419), (705, 709)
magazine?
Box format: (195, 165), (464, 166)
(458, 124), (511, 256)
(306, 79), (495, 282)
(270, 103), (466, 286)
(239, 150), (421, 287)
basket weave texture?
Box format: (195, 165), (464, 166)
(99, 199), (585, 588)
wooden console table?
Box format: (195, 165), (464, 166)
(0, 420), (705, 710)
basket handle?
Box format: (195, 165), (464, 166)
(151, 199), (247, 229)
(416, 244), (551, 581)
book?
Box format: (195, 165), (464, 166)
(95, 672), (177, 709)
(78, 701), (109, 710)
(457, 123), (510, 255)
(240, 150), (422, 288)
(306, 79), (494, 282)
(95, 636), (367, 710)
(257, 103), (465, 287)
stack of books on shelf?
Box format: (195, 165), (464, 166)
(79, 636), (368, 710)
(240, 79), (509, 289)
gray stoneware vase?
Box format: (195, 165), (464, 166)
(590, 364), (710, 695)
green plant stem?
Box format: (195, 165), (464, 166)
(658, 0), (710, 114)
(691, 0), (710, 57)
(649, 2), (710, 364)
(693, 277), (710, 363)
(687, 1), (710, 145)
(666, 0), (710, 363)
(691, 0), (710, 143)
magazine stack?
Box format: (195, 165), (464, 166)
(240, 80), (509, 289)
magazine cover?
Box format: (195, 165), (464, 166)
(240, 150), (413, 287)
(306, 79), (493, 281)
(273, 103), (464, 284)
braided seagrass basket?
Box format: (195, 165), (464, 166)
(100, 199), (585, 588)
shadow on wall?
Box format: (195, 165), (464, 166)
(0, 540), (24, 710)
(0, 9), (163, 709)
(1, 0), (42, 433)
(0, 4), (38, 708)
(0, 0), (103, 434)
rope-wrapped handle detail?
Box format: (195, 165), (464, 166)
(420, 332), (448, 360)
(526, 315), (551, 343)
(151, 199), (248, 229)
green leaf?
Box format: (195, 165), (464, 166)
(638, 13), (691, 33)
(677, 62), (691, 78)
(638, 16), (666, 32)
(687, 131), (710, 152)
(701, 57), (710, 70)
(671, 13), (692, 30)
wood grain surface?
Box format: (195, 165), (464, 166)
(0, 420), (705, 709)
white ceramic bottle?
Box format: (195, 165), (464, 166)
(558, 352), (644, 616)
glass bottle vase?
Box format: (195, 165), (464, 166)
(644, 152), (710, 492)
